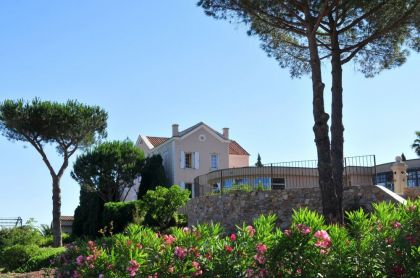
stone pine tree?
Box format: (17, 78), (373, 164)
(198, 0), (419, 223)
(255, 153), (263, 167)
(0, 99), (107, 246)
(71, 140), (145, 202)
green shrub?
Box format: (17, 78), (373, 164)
(19, 247), (65, 273)
(73, 189), (105, 238)
(0, 226), (44, 249)
(55, 199), (420, 277)
(0, 244), (40, 272)
(142, 185), (190, 231)
(102, 200), (145, 234)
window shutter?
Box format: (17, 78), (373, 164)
(194, 152), (199, 169)
(180, 151), (185, 168)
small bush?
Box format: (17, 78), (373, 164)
(142, 185), (190, 231)
(102, 200), (145, 234)
(19, 247), (65, 273)
(0, 244), (40, 272)
(0, 226), (44, 249)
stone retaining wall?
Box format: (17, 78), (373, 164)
(184, 185), (399, 231)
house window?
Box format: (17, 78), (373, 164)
(211, 154), (219, 169)
(185, 153), (193, 168)
(185, 183), (192, 198)
(272, 178), (286, 190)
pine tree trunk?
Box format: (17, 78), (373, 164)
(307, 33), (338, 224)
(52, 176), (63, 247)
(330, 21), (345, 224)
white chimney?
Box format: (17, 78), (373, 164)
(223, 128), (229, 139)
(172, 124), (179, 137)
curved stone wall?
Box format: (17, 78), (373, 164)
(184, 185), (399, 231)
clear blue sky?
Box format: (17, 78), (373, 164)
(0, 1), (419, 226)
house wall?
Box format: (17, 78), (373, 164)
(229, 154), (249, 168)
(136, 136), (152, 157)
(174, 126), (230, 188)
(151, 143), (174, 185)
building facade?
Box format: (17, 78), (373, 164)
(136, 122), (249, 196)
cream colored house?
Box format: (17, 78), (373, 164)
(136, 122), (249, 196)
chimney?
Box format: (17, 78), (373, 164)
(172, 124), (179, 137)
(223, 128), (229, 139)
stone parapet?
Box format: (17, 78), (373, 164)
(184, 185), (399, 232)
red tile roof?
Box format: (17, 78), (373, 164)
(145, 123), (249, 156)
(229, 140), (250, 156)
(146, 136), (169, 147)
(60, 216), (74, 221)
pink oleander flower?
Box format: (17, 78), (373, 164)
(320, 249), (328, 255)
(86, 255), (93, 262)
(258, 268), (268, 277)
(315, 239), (331, 249)
(385, 237), (394, 245)
(224, 245), (233, 253)
(254, 253), (266, 264)
(75, 255), (84, 266)
(296, 224), (311, 235)
(127, 260), (140, 277)
(136, 243), (143, 249)
(247, 225), (256, 237)
(174, 246), (187, 259)
(230, 233), (236, 241)
(246, 268), (254, 278)
(107, 264), (113, 270)
(284, 229), (292, 237)
(168, 266), (174, 273)
(392, 221), (401, 229)
(256, 243), (267, 254)
(314, 230), (330, 241)
(296, 268), (302, 275)
(89, 264), (95, 269)
(183, 227), (190, 233)
(407, 205), (417, 212)
(377, 222), (383, 231)
(192, 261), (203, 275)
(406, 234), (416, 245)
(87, 240), (95, 249)
(147, 273), (158, 278)
(163, 234), (176, 245)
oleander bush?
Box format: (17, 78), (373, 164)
(55, 199), (419, 277)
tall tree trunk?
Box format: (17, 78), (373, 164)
(330, 18), (345, 224)
(52, 176), (63, 247)
(307, 33), (338, 224)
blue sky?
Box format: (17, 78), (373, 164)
(0, 1), (419, 226)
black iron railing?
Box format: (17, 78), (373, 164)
(193, 155), (377, 197)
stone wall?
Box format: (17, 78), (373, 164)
(184, 185), (399, 231)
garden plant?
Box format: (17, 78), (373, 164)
(55, 199), (419, 277)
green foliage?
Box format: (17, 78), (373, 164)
(138, 155), (168, 198)
(142, 186), (190, 231)
(19, 247), (65, 273)
(72, 140), (145, 202)
(0, 244), (40, 272)
(55, 199), (420, 277)
(72, 189), (105, 238)
(0, 226), (44, 249)
(412, 131), (420, 156)
(255, 153), (263, 167)
(0, 98), (107, 153)
(102, 200), (145, 234)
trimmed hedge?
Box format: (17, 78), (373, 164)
(19, 247), (66, 273)
(102, 200), (145, 234)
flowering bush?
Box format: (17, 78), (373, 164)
(55, 200), (420, 277)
